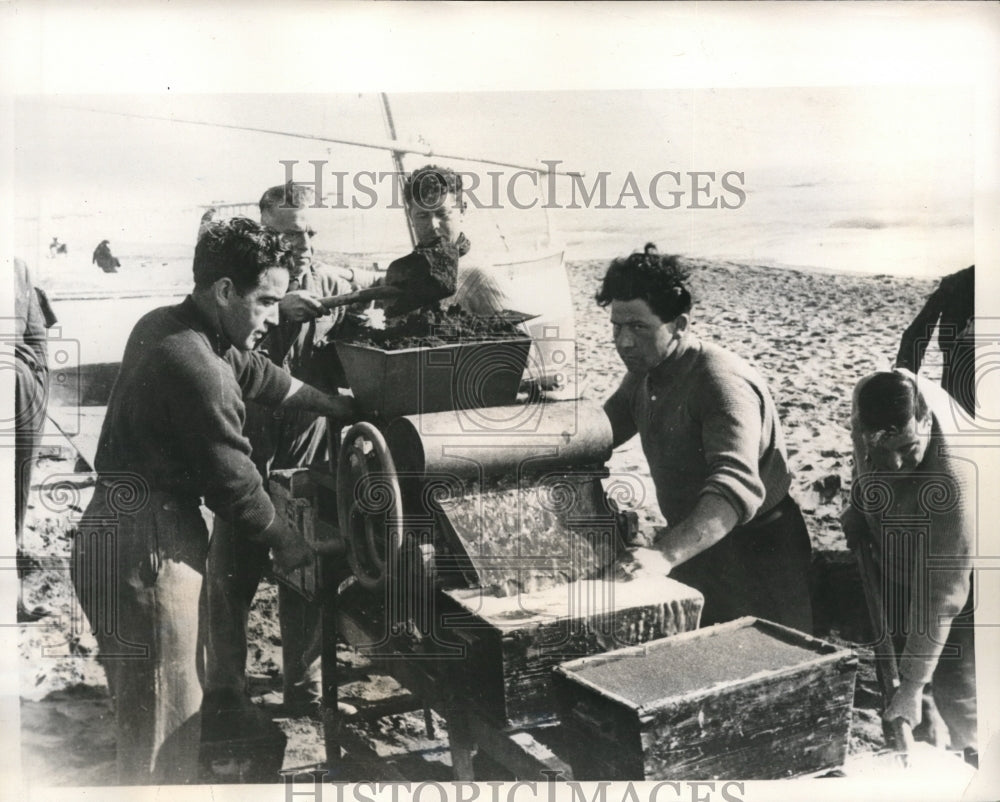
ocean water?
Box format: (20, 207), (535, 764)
(550, 175), (973, 277)
(20, 170), (972, 299)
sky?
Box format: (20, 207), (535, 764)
(14, 86), (974, 217)
(12, 86), (977, 275)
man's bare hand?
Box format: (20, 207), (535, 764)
(279, 290), (328, 323)
(629, 546), (674, 578)
(885, 678), (924, 728)
(282, 382), (361, 421)
(271, 535), (315, 572)
(325, 393), (361, 422)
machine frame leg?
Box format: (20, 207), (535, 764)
(321, 419), (346, 777)
(320, 557), (344, 777)
(444, 697), (477, 780)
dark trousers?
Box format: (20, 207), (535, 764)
(204, 519), (322, 705)
(671, 495), (814, 634)
(204, 405), (327, 711)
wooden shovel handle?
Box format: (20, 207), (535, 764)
(888, 717), (916, 755)
(319, 285), (401, 310)
(852, 538), (915, 759)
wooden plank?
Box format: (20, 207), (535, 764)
(334, 727), (418, 781)
(467, 717), (572, 780)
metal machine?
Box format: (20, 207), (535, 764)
(272, 337), (704, 779)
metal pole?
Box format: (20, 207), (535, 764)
(380, 93), (417, 248)
(57, 104), (583, 177)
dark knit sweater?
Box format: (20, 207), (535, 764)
(603, 334), (792, 526)
(94, 296), (292, 536)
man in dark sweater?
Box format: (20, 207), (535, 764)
(895, 265), (975, 417)
(598, 250), (813, 632)
(204, 182), (381, 721)
(71, 217), (357, 785)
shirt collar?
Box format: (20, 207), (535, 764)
(646, 332), (699, 387)
(289, 264), (316, 290)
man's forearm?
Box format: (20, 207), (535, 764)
(281, 377), (357, 419)
(655, 492), (740, 568)
(895, 298), (940, 372)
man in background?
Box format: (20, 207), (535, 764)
(405, 164), (502, 315)
(895, 265), (974, 417)
(92, 239), (121, 273)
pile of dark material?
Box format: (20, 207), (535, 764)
(340, 305), (527, 350)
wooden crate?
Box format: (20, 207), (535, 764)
(442, 574), (704, 729)
(552, 617), (857, 780)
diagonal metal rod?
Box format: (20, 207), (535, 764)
(56, 104), (583, 177)
(380, 92), (417, 248)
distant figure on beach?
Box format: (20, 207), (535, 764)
(597, 247), (813, 633)
(92, 239), (121, 273)
(895, 265), (974, 416)
(48, 237), (67, 257)
(841, 369), (977, 765)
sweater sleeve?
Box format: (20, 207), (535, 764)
(603, 373), (640, 448)
(228, 348), (293, 406)
(898, 446), (976, 684)
(347, 266), (382, 290)
(167, 351), (277, 537)
(896, 285), (943, 373)
(696, 368), (767, 524)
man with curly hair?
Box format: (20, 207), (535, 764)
(71, 217), (358, 784)
(598, 249), (813, 632)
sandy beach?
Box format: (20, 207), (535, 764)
(16, 253), (947, 784)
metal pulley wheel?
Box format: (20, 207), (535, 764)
(337, 422), (404, 591)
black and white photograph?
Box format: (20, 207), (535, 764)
(3, 3), (999, 801)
